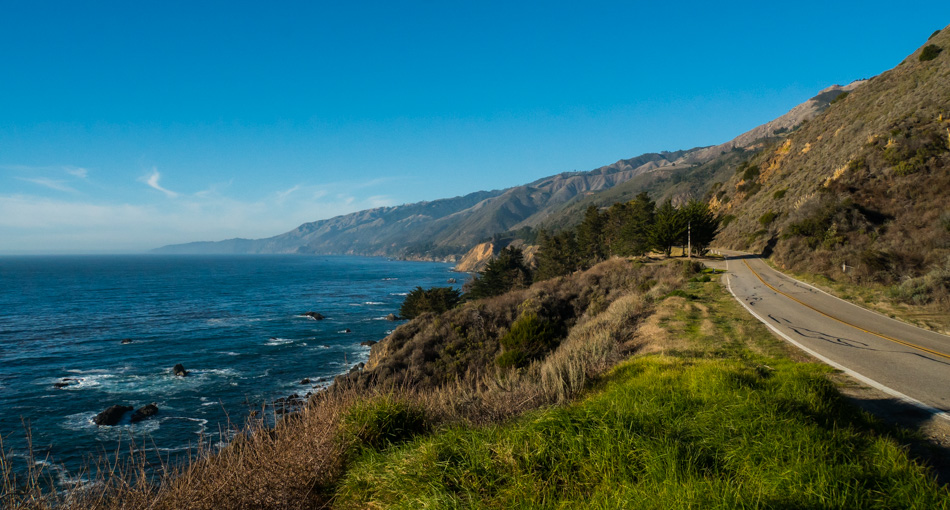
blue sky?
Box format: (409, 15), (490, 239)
(2, 2), (948, 253)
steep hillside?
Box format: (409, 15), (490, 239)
(714, 26), (950, 309)
(156, 81), (855, 259)
(532, 82), (864, 232)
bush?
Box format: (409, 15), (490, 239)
(920, 44), (943, 62)
(399, 286), (462, 319)
(339, 397), (427, 452)
(773, 189), (787, 199)
(759, 211), (779, 227)
(496, 312), (565, 369)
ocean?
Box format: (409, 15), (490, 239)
(0, 254), (460, 481)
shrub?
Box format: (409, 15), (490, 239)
(496, 312), (565, 369)
(773, 189), (787, 199)
(920, 44), (942, 62)
(759, 211), (779, 227)
(399, 286), (462, 319)
(339, 396), (427, 452)
(830, 91), (849, 104)
(720, 214), (736, 227)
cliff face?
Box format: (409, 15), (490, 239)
(454, 242), (496, 272)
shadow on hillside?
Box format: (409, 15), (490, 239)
(843, 394), (950, 486)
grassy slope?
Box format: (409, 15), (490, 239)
(333, 275), (950, 509)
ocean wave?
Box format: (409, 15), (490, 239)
(265, 337), (294, 346)
(381, 277), (398, 281)
(363, 301), (385, 305)
(390, 292), (409, 296)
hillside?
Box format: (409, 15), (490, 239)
(154, 83), (856, 259)
(713, 26), (950, 311)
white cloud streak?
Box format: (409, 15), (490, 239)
(15, 177), (77, 193)
(143, 169), (179, 198)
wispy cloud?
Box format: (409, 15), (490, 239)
(142, 169), (179, 198)
(15, 177), (77, 193)
(64, 166), (88, 178)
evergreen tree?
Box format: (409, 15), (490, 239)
(534, 229), (580, 282)
(679, 199), (720, 256)
(617, 192), (656, 256)
(575, 205), (606, 267)
(465, 246), (532, 300)
(399, 286), (462, 319)
(650, 199), (686, 257)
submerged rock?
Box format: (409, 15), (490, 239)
(94, 405), (133, 426)
(130, 403), (159, 423)
(341, 328), (352, 334)
(173, 363), (188, 377)
(120, 338), (133, 344)
(447, 278), (457, 284)
(302, 312), (325, 320)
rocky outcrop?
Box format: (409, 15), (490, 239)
(94, 405), (132, 426)
(454, 242), (496, 272)
(302, 312), (325, 320)
(130, 403), (159, 423)
(173, 364), (188, 377)
(385, 313), (399, 321)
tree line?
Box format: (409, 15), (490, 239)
(400, 193), (720, 318)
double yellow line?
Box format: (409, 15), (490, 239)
(741, 259), (950, 360)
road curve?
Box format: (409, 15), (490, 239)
(713, 250), (950, 418)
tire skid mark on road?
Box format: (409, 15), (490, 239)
(742, 259), (950, 361)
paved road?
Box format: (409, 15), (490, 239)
(710, 250), (950, 417)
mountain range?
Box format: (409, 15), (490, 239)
(153, 83), (862, 259)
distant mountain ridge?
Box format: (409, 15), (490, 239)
(154, 83), (861, 258)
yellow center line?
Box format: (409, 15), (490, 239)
(741, 259), (950, 360)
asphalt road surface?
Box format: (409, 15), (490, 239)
(710, 250), (950, 418)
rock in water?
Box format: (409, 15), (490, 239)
(341, 328), (352, 333)
(94, 405), (132, 426)
(385, 313), (399, 321)
(120, 338), (133, 344)
(303, 312), (325, 320)
(360, 340), (377, 347)
(130, 403), (159, 423)
(173, 363), (188, 377)
(300, 378), (311, 385)
(447, 278), (457, 284)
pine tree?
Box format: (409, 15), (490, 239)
(465, 246), (532, 300)
(534, 229), (580, 282)
(650, 199), (686, 257)
(575, 205), (606, 267)
(679, 199), (720, 256)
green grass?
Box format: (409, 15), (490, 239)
(333, 280), (950, 509)
(335, 356), (948, 509)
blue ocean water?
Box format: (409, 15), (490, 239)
(0, 255), (460, 479)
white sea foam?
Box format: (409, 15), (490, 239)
(363, 301), (385, 305)
(265, 337), (294, 346)
(390, 292), (409, 296)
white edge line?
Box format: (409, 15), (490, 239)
(722, 262), (950, 423)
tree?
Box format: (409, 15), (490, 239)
(679, 199), (720, 256)
(617, 192), (656, 256)
(465, 246), (532, 300)
(534, 229), (580, 282)
(650, 199), (686, 257)
(575, 205), (606, 267)
(399, 286), (462, 319)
